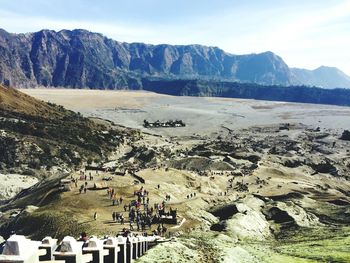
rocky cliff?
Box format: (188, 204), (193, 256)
(0, 28), (304, 88)
(1, 28), (350, 89)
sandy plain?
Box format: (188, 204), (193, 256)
(22, 89), (350, 137)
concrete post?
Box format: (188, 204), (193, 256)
(82, 237), (108, 263)
(39, 236), (58, 261)
(136, 237), (142, 257)
(125, 237), (133, 263)
(116, 237), (127, 263)
(53, 236), (92, 263)
(103, 237), (120, 263)
(130, 237), (138, 261)
(0, 235), (41, 263)
(144, 237), (149, 252)
(141, 237), (146, 254)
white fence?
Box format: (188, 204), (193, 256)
(0, 234), (159, 263)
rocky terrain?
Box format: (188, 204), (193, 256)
(1, 28), (350, 89)
(0, 85), (134, 193)
(1, 89), (349, 262)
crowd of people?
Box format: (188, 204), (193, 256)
(72, 169), (203, 237)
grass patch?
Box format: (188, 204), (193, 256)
(15, 210), (91, 240)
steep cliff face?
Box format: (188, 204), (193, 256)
(1, 28), (350, 89)
(0, 29), (296, 88)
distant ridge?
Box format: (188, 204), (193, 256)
(292, 66), (350, 89)
(0, 28), (350, 89)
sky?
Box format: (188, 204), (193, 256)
(0, 0), (350, 74)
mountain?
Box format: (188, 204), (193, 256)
(292, 66), (350, 89)
(0, 28), (349, 89)
(0, 28), (294, 88)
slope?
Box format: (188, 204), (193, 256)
(0, 84), (125, 176)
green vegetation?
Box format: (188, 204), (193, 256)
(274, 227), (350, 263)
(12, 210), (91, 240)
(142, 78), (350, 107)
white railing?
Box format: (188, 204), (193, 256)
(0, 234), (158, 263)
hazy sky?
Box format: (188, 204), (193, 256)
(0, 0), (350, 74)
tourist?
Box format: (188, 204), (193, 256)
(78, 232), (88, 245)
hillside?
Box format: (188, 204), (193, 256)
(1, 28), (350, 89)
(0, 85), (126, 177)
(0, 84), (65, 118)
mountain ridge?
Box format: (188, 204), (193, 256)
(0, 28), (349, 89)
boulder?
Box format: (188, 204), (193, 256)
(265, 201), (320, 227)
(340, 130), (350, 141)
(225, 196), (271, 240)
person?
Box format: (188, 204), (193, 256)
(157, 184), (160, 190)
(120, 214), (125, 225)
(78, 232), (88, 245)
(136, 220), (140, 231)
(112, 212), (116, 222)
(157, 224), (162, 235)
(162, 226), (167, 236)
(94, 212), (97, 220)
